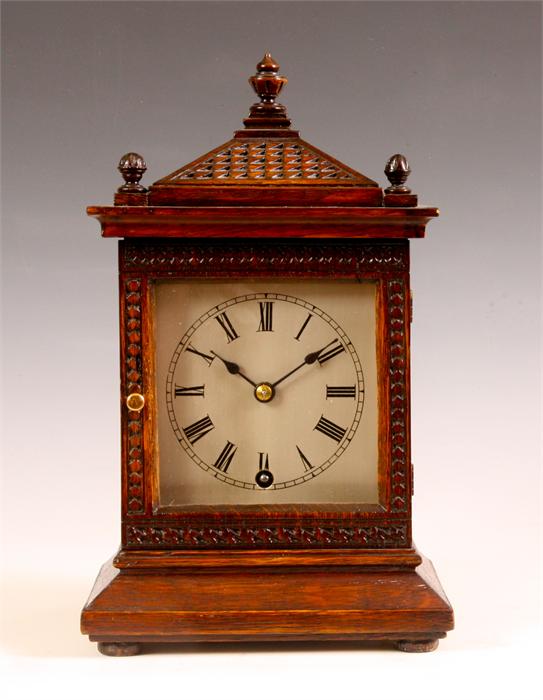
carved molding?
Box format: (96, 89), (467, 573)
(125, 523), (408, 548)
(388, 279), (408, 512)
(121, 241), (409, 275)
(124, 279), (145, 514)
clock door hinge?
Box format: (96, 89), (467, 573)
(409, 289), (413, 324)
(410, 462), (414, 496)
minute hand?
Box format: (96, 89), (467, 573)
(271, 340), (336, 389)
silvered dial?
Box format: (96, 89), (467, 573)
(165, 292), (364, 490)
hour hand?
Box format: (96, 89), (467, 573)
(211, 351), (257, 388)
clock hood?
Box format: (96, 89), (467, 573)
(147, 53), (380, 207)
(88, 54), (439, 238)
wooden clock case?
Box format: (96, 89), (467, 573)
(81, 55), (454, 655)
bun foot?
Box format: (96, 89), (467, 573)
(396, 638), (439, 653)
(97, 641), (142, 656)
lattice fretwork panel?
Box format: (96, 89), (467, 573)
(171, 141), (356, 182)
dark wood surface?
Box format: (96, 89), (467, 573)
(113, 547), (423, 571)
(81, 553), (453, 652)
(88, 205), (437, 238)
(147, 184), (382, 207)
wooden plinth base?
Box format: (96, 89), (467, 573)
(81, 550), (453, 655)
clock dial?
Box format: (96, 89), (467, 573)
(155, 280), (378, 505)
(165, 293), (364, 490)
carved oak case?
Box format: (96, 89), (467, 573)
(81, 54), (454, 655)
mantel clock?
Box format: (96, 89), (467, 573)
(81, 54), (454, 655)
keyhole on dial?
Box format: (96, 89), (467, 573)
(255, 470), (274, 488)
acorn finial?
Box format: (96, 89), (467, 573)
(243, 53), (291, 129)
(117, 152), (147, 193)
(384, 154), (411, 194)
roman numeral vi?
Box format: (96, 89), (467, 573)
(258, 452), (270, 470)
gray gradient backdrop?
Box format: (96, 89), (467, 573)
(1, 1), (541, 696)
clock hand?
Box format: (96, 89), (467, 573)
(271, 340), (337, 389)
(211, 351), (257, 388)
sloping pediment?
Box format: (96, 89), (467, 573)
(146, 54), (382, 206)
(153, 138), (377, 186)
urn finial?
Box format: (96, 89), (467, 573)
(243, 53), (291, 129)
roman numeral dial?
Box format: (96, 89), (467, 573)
(165, 289), (366, 492)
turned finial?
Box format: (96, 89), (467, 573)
(243, 53), (291, 129)
(384, 154), (412, 194)
(249, 52), (286, 102)
(117, 152), (147, 193)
